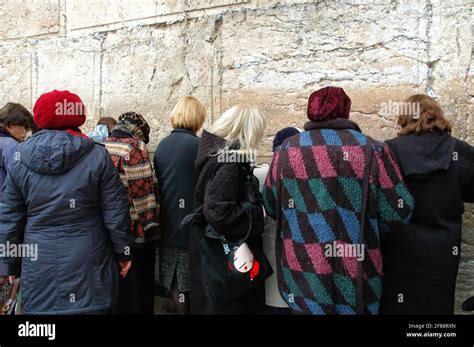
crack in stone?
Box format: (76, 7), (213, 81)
(425, 0), (434, 96)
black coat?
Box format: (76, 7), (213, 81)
(381, 131), (474, 314)
(189, 130), (265, 314)
(154, 128), (200, 249)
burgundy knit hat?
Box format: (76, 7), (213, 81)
(33, 90), (86, 130)
(307, 86), (351, 121)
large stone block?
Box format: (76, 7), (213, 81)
(0, 0), (59, 40)
(66, 0), (250, 34)
(0, 42), (35, 108)
(34, 36), (101, 125)
(100, 19), (216, 150)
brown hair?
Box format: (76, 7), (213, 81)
(0, 102), (34, 129)
(397, 94), (452, 135)
(97, 117), (117, 133)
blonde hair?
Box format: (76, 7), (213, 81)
(207, 104), (266, 158)
(170, 96), (207, 133)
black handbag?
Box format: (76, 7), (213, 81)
(182, 163), (272, 305)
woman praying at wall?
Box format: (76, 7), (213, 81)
(154, 96), (207, 314)
(189, 104), (267, 314)
(0, 90), (131, 314)
(0, 103), (33, 285)
(105, 112), (160, 315)
(380, 94), (474, 314)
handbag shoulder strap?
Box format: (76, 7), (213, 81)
(356, 137), (374, 315)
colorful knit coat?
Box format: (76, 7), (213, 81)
(262, 119), (414, 315)
(105, 129), (160, 244)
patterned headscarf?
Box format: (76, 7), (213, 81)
(117, 112), (151, 144)
(307, 87), (351, 121)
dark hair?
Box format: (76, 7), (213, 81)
(27, 117), (40, 133)
(273, 127), (300, 151)
(97, 117), (117, 133)
(0, 102), (34, 129)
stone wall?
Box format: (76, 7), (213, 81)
(0, 0), (472, 312)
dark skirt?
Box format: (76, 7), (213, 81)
(380, 271), (456, 314)
(114, 242), (156, 315)
(159, 246), (190, 293)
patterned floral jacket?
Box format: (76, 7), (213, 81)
(105, 129), (160, 244)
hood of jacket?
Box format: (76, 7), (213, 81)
(387, 131), (456, 177)
(195, 130), (227, 172)
(18, 130), (95, 175)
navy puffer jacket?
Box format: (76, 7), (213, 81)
(0, 130), (131, 314)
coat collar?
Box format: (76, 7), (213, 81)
(63, 128), (89, 139)
(172, 128), (196, 136)
(304, 118), (362, 132)
(0, 127), (16, 140)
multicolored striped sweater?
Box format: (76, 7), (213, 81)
(105, 130), (160, 244)
(262, 119), (414, 315)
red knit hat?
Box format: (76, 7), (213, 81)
(33, 90), (86, 130)
(307, 86), (351, 121)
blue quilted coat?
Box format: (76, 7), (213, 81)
(0, 130), (131, 314)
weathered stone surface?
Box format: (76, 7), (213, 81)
(99, 20), (216, 149)
(0, 0), (59, 39)
(0, 41), (35, 108)
(0, 0), (472, 313)
(34, 36), (101, 122)
(66, 0), (250, 33)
